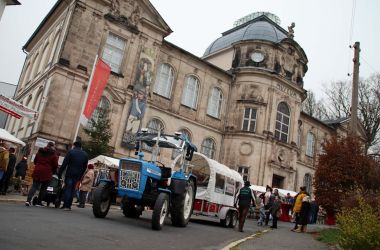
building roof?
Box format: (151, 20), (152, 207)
(5, 0), (21, 5)
(203, 15), (288, 57)
(322, 117), (350, 125)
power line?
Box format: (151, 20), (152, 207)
(346, 0), (356, 78)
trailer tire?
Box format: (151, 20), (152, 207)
(220, 211), (231, 227)
(229, 211), (238, 228)
(152, 193), (169, 230)
(171, 180), (195, 227)
(92, 182), (111, 218)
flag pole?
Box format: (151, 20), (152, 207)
(73, 54), (99, 143)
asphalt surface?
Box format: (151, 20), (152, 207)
(0, 203), (259, 250)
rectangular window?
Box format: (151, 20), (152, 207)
(238, 166), (249, 181)
(102, 33), (126, 73)
(306, 132), (315, 157)
(215, 173), (225, 194)
(242, 108), (257, 132)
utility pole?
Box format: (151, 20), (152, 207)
(350, 41), (360, 134)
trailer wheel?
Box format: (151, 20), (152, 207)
(92, 182), (111, 218)
(171, 180), (195, 227)
(229, 211), (238, 228)
(152, 193), (169, 230)
(220, 211), (231, 227)
(122, 202), (141, 218)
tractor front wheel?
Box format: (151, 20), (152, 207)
(152, 193), (169, 230)
(171, 180), (195, 227)
(92, 182), (111, 218)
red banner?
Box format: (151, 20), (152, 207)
(80, 58), (111, 125)
(0, 94), (38, 120)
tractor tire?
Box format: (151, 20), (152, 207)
(122, 202), (141, 218)
(229, 211), (238, 228)
(171, 180), (195, 227)
(152, 193), (169, 230)
(220, 211), (231, 227)
(92, 182), (111, 218)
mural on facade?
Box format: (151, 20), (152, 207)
(121, 47), (155, 148)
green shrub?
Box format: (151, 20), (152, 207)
(317, 228), (340, 245)
(337, 199), (380, 250)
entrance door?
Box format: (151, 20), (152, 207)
(272, 174), (284, 189)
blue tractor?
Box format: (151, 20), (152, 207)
(92, 130), (197, 230)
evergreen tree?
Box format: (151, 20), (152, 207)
(82, 106), (113, 159)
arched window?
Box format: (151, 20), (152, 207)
(29, 53), (40, 81)
(88, 96), (111, 128)
(297, 127), (302, 146)
(274, 102), (290, 143)
(154, 63), (174, 98)
(303, 173), (312, 194)
(144, 118), (165, 152)
(181, 76), (199, 109)
(201, 138), (216, 159)
(22, 62), (31, 86)
(172, 129), (192, 159)
(207, 87), (223, 118)
(306, 132), (315, 157)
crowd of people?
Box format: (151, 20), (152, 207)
(0, 140), (95, 211)
(235, 182), (322, 232)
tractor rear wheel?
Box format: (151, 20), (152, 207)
(92, 182), (111, 218)
(152, 193), (169, 230)
(171, 180), (195, 227)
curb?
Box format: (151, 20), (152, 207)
(221, 229), (271, 250)
(0, 199), (25, 204)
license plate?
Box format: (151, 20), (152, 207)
(47, 187), (53, 192)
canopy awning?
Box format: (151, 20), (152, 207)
(250, 184), (297, 197)
(0, 128), (25, 146)
(88, 155), (120, 169)
(0, 94), (38, 120)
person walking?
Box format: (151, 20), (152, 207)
(26, 142), (59, 207)
(77, 164), (95, 208)
(14, 156), (28, 192)
(0, 143), (9, 181)
(0, 147), (17, 195)
(263, 185), (273, 226)
(269, 189), (282, 229)
(291, 186), (307, 232)
(295, 195), (311, 232)
(58, 141), (88, 211)
(235, 181), (256, 232)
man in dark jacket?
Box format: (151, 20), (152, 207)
(25, 142), (58, 206)
(0, 147), (17, 195)
(235, 181), (256, 232)
(58, 141), (88, 211)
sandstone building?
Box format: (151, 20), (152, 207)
(6, 0), (365, 193)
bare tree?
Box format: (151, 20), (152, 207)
(320, 74), (380, 152)
(302, 90), (328, 120)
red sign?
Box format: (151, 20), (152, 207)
(80, 58), (111, 125)
(0, 94), (38, 120)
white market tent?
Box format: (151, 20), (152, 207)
(250, 184), (297, 197)
(172, 152), (244, 206)
(0, 128), (25, 146)
(88, 155), (120, 169)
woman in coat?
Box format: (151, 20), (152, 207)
(77, 164), (95, 208)
(270, 189), (282, 229)
(25, 142), (58, 207)
(295, 195), (311, 232)
(15, 157), (28, 180)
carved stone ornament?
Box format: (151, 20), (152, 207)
(287, 22), (295, 39)
(110, 0), (120, 16)
(239, 142), (253, 156)
(104, 13), (139, 34)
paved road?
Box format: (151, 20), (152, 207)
(0, 203), (257, 250)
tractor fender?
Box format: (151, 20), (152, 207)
(218, 207), (238, 220)
(158, 188), (171, 195)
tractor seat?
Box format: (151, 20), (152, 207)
(160, 166), (172, 179)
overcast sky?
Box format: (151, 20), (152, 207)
(0, 0), (378, 100)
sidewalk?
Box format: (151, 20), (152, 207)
(236, 221), (334, 250)
(0, 192), (25, 203)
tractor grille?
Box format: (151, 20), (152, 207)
(119, 161), (141, 191)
